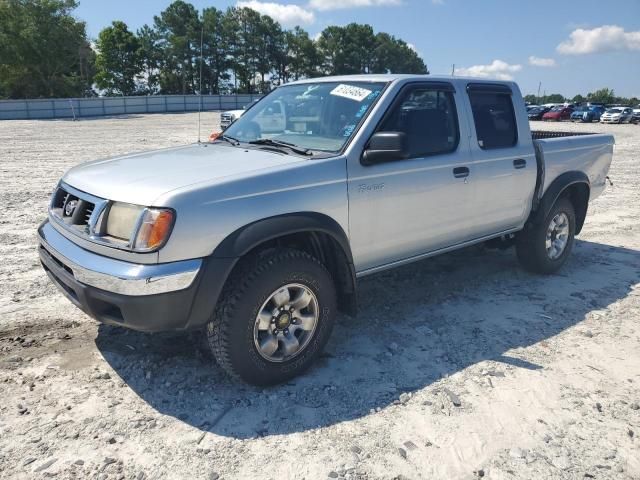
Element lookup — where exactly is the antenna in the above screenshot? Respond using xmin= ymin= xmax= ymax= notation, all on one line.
xmin=197 ymin=14 xmax=204 ymax=143
xmin=537 ymin=81 xmax=542 ymax=105
xmin=451 ymin=64 xmax=455 ymax=76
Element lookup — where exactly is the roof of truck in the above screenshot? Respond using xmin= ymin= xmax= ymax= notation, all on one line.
xmin=287 ymin=74 xmax=515 ymax=85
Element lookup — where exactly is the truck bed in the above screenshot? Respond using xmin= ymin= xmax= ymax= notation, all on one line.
xmin=532 ymin=132 xmax=614 ymax=202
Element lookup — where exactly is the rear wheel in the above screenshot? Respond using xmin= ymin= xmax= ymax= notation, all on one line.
xmin=206 ymin=248 xmax=336 ymax=386
xmin=516 ymin=197 xmax=576 ymax=274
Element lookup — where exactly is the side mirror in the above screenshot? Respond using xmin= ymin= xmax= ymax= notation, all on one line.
xmin=361 ymin=131 xmax=409 ymax=165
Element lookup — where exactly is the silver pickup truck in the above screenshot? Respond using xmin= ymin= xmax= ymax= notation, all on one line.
xmin=38 ymin=74 xmax=614 ymax=385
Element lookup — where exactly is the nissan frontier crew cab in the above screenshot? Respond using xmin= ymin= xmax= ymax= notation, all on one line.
xmin=38 ymin=74 xmax=614 ymax=386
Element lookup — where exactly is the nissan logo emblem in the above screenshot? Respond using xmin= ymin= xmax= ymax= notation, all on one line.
xmin=64 ymin=199 xmax=78 ymax=217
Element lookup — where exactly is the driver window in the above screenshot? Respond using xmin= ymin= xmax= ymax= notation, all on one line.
xmin=378 ymin=86 xmax=459 ymax=158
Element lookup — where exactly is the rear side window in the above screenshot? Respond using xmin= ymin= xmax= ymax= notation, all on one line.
xmin=468 ymin=91 xmax=518 ymax=149
xmin=377 ymin=86 xmax=459 ymax=158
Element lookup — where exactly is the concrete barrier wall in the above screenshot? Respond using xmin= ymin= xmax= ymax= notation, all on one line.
xmin=0 ymin=94 xmax=263 ymax=120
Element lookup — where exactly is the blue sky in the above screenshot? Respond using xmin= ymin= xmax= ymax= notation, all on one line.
xmin=76 ymin=0 xmax=640 ymax=97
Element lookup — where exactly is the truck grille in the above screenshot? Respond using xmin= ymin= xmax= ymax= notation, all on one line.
xmin=50 ymin=186 xmax=97 ymax=233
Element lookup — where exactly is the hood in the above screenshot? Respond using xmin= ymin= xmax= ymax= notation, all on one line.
xmin=62 ymin=143 xmax=305 ymax=205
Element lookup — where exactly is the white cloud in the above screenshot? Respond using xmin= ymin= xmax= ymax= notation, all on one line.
xmin=236 ymin=1 xmax=315 ymax=25
xmin=309 ymin=0 xmax=401 ymax=11
xmin=455 ymin=60 xmax=522 ymax=81
xmin=557 ymin=25 xmax=640 ymax=55
xmin=528 ymin=56 xmax=556 ymax=67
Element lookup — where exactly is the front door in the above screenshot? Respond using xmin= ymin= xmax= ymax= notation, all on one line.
xmin=347 ymin=82 xmax=476 ymax=273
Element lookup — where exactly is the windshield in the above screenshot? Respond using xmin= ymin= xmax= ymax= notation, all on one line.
xmin=606 ymin=108 xmax=623 ymax=113
xmin=550 ymin=106 xmax=564 ymax=111
xmin=223 ymin=81 xmax=387 ymax=153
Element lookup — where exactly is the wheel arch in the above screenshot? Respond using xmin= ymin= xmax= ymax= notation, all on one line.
xmin=532 ymin=171 xmax=590 ymax=234
xmin=212 ymin=212 xmax=357 ymax=316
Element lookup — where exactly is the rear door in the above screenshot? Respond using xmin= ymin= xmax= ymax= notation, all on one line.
xmin=347 ymin=81 xmax=476 ymax=273
xmin=463 ymin=83 xmax=537 ymax=237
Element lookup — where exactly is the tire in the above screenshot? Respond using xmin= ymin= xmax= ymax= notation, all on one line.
xmin=206 ymin=248 xmax=337 ymax=386
xmin=516 ymin=197 xmax=576 ymax=274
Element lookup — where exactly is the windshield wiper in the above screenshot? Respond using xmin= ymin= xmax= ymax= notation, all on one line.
xmin=216 ymin=134 xmax=241 ymax=146
xmin=248 ymin=138 xmax=312 ymax=156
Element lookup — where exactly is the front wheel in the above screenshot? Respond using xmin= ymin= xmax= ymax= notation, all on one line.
xmin=206 ymin=248 xmax=337 ymax=386
xmin=516 ymin=197 xmax=576 ymax=274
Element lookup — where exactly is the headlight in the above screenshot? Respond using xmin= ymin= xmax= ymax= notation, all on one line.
xmin=106 ymin=203 xmax=142 ymax=240
xmin=104 ymin=202 xmax=175 ymax=252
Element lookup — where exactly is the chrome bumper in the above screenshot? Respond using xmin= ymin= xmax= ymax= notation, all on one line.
xmin=38 ymin=220 xmax=202 ymax=296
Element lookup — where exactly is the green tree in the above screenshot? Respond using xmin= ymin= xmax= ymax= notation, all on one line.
xmin=540 ymin=93 xmax=565 ymax=104
xmin=137 ymin=24 xmax=161 ymax=93
xmin=202 ymin=7 xmax=230 ymax=94
xmin=0 ymin=0 xmax=93 ymax=98
xmin=523 ymin=94 xmax=538 ymax=104
xmin=587 ymin=88 xmax=615 ymax=105
xmin=317 ymin=24 xmax=427 ymax=76
xmin=154 ymin=0 xmax=201 ymax=94
xmin=317 ymin=24 xmax=377 ymax=75
xmin=254 ymin=14 xmax=283 ymax=92
xmin=224 ymin=7 xmax=263 ymax=93
xmin=572 ymin=94 xmax=585 ymax=104
xmin=94 ymin=21 xmax=143 ymax=95
xmin=279 ymin=26 xmax=319 ymax=82
xmin=372 ymin=32 xmax=427 ymax=74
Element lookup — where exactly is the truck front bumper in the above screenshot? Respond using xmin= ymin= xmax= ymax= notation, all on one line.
xmin=37 ymin=220 xmax=236 ymax=332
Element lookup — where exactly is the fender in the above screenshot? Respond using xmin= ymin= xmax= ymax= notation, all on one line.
xmin=216 ymin=212 xmax=358 ymax=315
xmin=529 ymin=171 xmax=590 ymax=233
xmin=185 ymin=213 xmax=357 ymax=329
xmin=212 ymin=212 xmax=354 ymax=263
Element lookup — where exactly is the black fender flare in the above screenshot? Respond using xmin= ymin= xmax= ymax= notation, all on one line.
xmin=211 ymin=212 xmax=353 ymax=262
xmin=530 ymin=171 xmax=590 ymax=234
xmin=185 ymin=213 xmax=357 ymax=329
xmin=218 ymin=212 xmax=357 ymax=314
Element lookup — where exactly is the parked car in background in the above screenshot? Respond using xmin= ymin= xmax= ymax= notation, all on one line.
xmin=543 ymin=105 xmax=573 ymax=121
xmin=526 ymin=105 xmax=540 ymax=112
xmin=600 ymin=107 xmax=634 ymax=124
xmin=570 ymin=106 xmax=589 ymax=121
xmin=219 ymin=99 xmax=261 ymax=130
xmin=630 ymin=108 xmax=640 ymax=124
xmin=528 ymin=106 xmax=550 ymax=120
xmin=571 ymin=105 xmax=605 ymax=123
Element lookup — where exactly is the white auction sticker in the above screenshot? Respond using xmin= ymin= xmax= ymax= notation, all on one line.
xmin=330 ymin=84 xmax=372 ymax=102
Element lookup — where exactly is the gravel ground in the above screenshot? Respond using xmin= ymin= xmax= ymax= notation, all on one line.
xmin=0 ymin=114 xmax=639 ymax=480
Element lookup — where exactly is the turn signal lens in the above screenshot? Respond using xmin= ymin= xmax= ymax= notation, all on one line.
xmin=133 ymin=208 xmax=175 ymax=251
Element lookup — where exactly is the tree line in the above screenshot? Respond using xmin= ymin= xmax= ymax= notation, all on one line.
xmin=0 ymin=0 xmax=428 ymax=99
xmin=524 ymin=88 xmax=639 ymax=107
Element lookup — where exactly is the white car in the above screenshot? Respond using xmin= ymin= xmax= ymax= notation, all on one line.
xmin=219 ymin=99 xmax=288 ymax=133
xmin=600 ymin=107 xmax=634 ymax=124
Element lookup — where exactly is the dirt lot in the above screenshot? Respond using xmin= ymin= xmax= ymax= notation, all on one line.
xmin=0 ymin=114 xmax=639 ymax=480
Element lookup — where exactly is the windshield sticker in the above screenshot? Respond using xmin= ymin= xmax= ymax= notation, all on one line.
xmin=366 ymin=90 xmax=381 ymax=101
xmin=330 ymin=84 xmax=372 ymax=102
xmin=355 ymin=104 xmax=369 ymax=118
xmin=343 ymin=124 xmax=356 ymax=137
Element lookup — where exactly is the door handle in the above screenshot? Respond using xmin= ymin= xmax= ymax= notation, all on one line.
xmin=513 ymin=158 xmax=527 ymax=169
xmin=453 ymin=166 xmax=470 ymax=178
